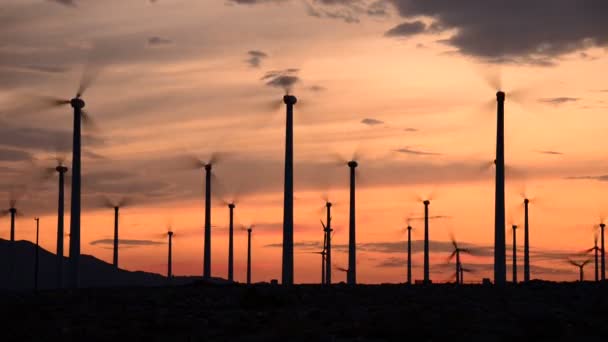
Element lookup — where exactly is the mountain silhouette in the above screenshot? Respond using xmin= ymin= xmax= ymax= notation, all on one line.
xmin=0 ymin=239 xmax=225 ymax=290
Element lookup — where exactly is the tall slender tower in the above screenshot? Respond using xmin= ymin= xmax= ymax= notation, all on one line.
xmin=282 ymin=95 xmax=297 ymax=286
xmin=247 ymin=227 xmax=252 ymax=285
xmin=494 ymin=91 xmax=507 ymax=286
xmin=203 ymin=164 xmax=212 ymax=280
xmin=113 ymin=206 xmax=119 ymax=269
xmin=407 ymin=225 xmax=412 ymax=285
xmin=167 ymin=230 xmax=173 ymax=280
xmin=228 ymin=203 xmax=235 ymax=282
xmin=423 ymin=200 xmax=430 ymax=284
xmin=601 ymin=223 xmax=606 ymax=281
xmin=68 ymin=96 xmax=84 ymax=289
xmin=56 ymin=165 xmax=68 ymax=288
xmin=347 ymin=160 xmax=358 ymax=285
xmin=523 ymin=198 xmax=530 ymax=282
xmin=34 ymin=217 xmax=40 ymax=291
xmin=594 ymin=236 xmax=599 ymax=282
xmin=512 ymin=225 xmax=518 ymax=284
xmin=325 ymin=202 xmax=332 ymax=285
xmin=9 ymin=207 xmax=16 ymax=241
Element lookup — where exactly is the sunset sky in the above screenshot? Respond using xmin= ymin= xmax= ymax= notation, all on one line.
xmin=1 ymin=0 xmax=608 ymax=284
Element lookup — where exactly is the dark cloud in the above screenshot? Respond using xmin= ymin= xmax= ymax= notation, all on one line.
xmin=246 ymin=50 xmax=268 ymax=68
xmin=538 ymin=97 xmax=580 ymax=105
xmin=47 ymin=0 xmax=77 ymax=7
xmin=394 ymin=147 xmax=441 ymax=156
xmin=0 ymin=148 xmax=32 ymax=162
xmin=261 ymin=69 xmax=300 ymax=93
xmin=388 ymin=0 xmax=608 ymax=64
xmin=367 ymin=0 xmax=390 ymax=17
xmin=403 ymin=128 xmax=419 ymax=132
xmin=537 ymin=150 xmax=564 ymax=156
xmin=90 ymin=239 xmax=164 ymax=247
xmin=147 ymin=37 xmax=172 ymax=46
xmin=384 ymin=20 xmax=426 ymax=37
xmin=361 ymin=118 xmax=384 ymax=126
xmin=0 ymin=123 xmax=103 ymax=153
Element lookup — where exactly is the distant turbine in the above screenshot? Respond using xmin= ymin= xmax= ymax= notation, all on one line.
xmin=407 ymin=224 xmax=412 ymax=285
xmin=167 ymin=229 xmax=173 ymax=281
xmin=448 ymin=236 xmax=471 ymax=285
xmin=102 ymin=197 xmax=131 ymax=269
xmin=585 ymin=234 xmax=600 ymax=282
xmin=512 ymin=225 xmax=518 ymax=284
xmin=247 ymin=226 xmax=253 ymax=285
xmin=321 ymin=200 xmax=333 ymax=285
xmin=282 ymin=94 xmax=297 ymax=286
xmin=600 ymin=223 xmax=606 ymax=281
xmin=55 ymin=163 xmax=68 ymax=288
xmin=494 ymin=91 xmax=507 ymax=286
xmin=34 ymin=217 xmax=40 ymax=292
xmin=227 ymin=202 xmax=236 ymax=282
xmin=423 ymin=200 xmax=430 ymax=284
xmin=569 ymin=259 xmax=591 ymax=282
xmin=347 ymin=160 xmax=358 ymax=285
xmin=523 ymin=198 xmax=530 ymax=282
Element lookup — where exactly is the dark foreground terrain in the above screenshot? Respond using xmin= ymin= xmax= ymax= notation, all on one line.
xmin=1 ymin=282 xmax=608 ymax=341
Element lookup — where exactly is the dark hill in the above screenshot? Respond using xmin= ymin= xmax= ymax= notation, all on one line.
xmin=0 ymin=239 xmax=209 ymax=290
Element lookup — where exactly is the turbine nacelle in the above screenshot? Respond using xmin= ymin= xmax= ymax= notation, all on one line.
xmin=423 ymin=200 xmax=430 ymax=206
xmin=9 ymin=208 xmax=16 ymax=214
xmin=524 ymin=198 xmax=529 ymax=205
xmin=325 ymin=201 xmax=332 ymax=208
xmin=283 ymin=95 xmax=297 ymax=105
xmin=70 ymin=97 xmax=85 ymax=109
xmin=496 ymin=91 xmax=505 ymax=102
xmin=228 ymin=203 xmax=236 ymax=209
xmin=168 ymin=231 xmax=173 ymax=237
xmin=56 ymin=165 xmax=69 ymax=173
xmin=347 ymin=160 xmax=358 ymax=168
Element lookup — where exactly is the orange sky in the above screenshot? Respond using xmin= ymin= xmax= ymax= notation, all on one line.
xmin=1 ymin=0 xmax=608 ymax=284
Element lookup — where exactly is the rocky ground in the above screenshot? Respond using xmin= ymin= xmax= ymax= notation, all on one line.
xmin=1 ymin=281 xmax=608 ymax=341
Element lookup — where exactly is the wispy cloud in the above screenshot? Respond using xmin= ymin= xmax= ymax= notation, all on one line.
xmin=261 ymin=69 xmax=300 ymax=92
xmin=566 ymin=175 xmax=608 ymax=182
xmin=361 ymin=118 xmax=384 ymax=126
xmin=394 ymin=147 xmax=441 ymax=156
xmin=538 ymin=97 xmax=580 ymax=105
xmin=537 ymin=150 xmax=564 ymax=155
xmin=90 ymin=239 xmax=165 ymax=247
xmin=147 ymin=36 xmax=173 ymax=46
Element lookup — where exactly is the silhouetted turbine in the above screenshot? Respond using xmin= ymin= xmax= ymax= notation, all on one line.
xmin=448 ymin=236 xmax=471 ymax=285
xmin=347 ymin=160 xmax=358 ymax=285
xmin=55 ymin=163 xmax=68 ymax=288
xmin=247 ymin=226 xmax=253 ymax=285
xmin=494 ymin=91 xmax=507 ymax=286
xmin=228 ymin=202 xmax=236 ymax=282
xmin=407 ymin=224 xmax=412 ymax=285
xmin=167 ymin=230 xmax=173 ymax=281
xmin=102 ymin=198 xmax=131 ymax=269
xmin=423 ymin=200 xmax=430 ymax=284
xmin=34 ymin=217 xmax=40 ymax=292
xmin=512 ymin=225 xmax=518 ymax=284
xmin=322 ymin=201 xmax=333 ymax=285
xmin=569 ymin=259 xmax=591 ymax=282
xmin=523 ymin=198 xmax=530 ymax=282
xmin=282 ymin=94 xmax=297 ymax=286
xmin=601 ymin=223 xmax=606 ymax=281
xmin=585 ymin=234 xmax=600 ymax=282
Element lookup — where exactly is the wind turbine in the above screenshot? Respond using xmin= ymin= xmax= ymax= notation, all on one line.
xmin=585 ymin=234 xmax=600 ymax=282
xmin=32 ymin=65 xmax=101 ymax=289
xmin=422 ymin=199 xmax=431 ymax=284
xmin=102 ymin=197 xmax=132 ymax=269
xmin=448 ymin=235 xmax=471 ymax=285
xmin=185 ymin=153 xmax=222 ymax=280
xmin=599 ymin=223 xmax=606 ymax=281
xmin=167 ymin=228 xmax=173 ymax=282
xmin=246 ymin=225 xmax=253 ymax=285
xmin=54 ymin=159 xmax=68 ymax=288
xmin=523 ymin=198 xmax=531 ymax=282
xmin=282 ymin=94 xmax=297 ymax=286
xmin=227 ymin=201 xmax=236 ymax=282
xmin=568 ymin=259 xmax=591 ymax=282
xmin=34 ymin=217 xmax=40 ymax=292
xmin=511 ymin=224 xmax=518 ymax=284
xmin=2 ymin=199 xmax=20 ymax=242
xmin=406 ymin=224 xmax=413 ymax=285
xmin=494 ymin=90 xmax=507 ymax=286
xmin=321 ymin=199 xmax=333 ymax=285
